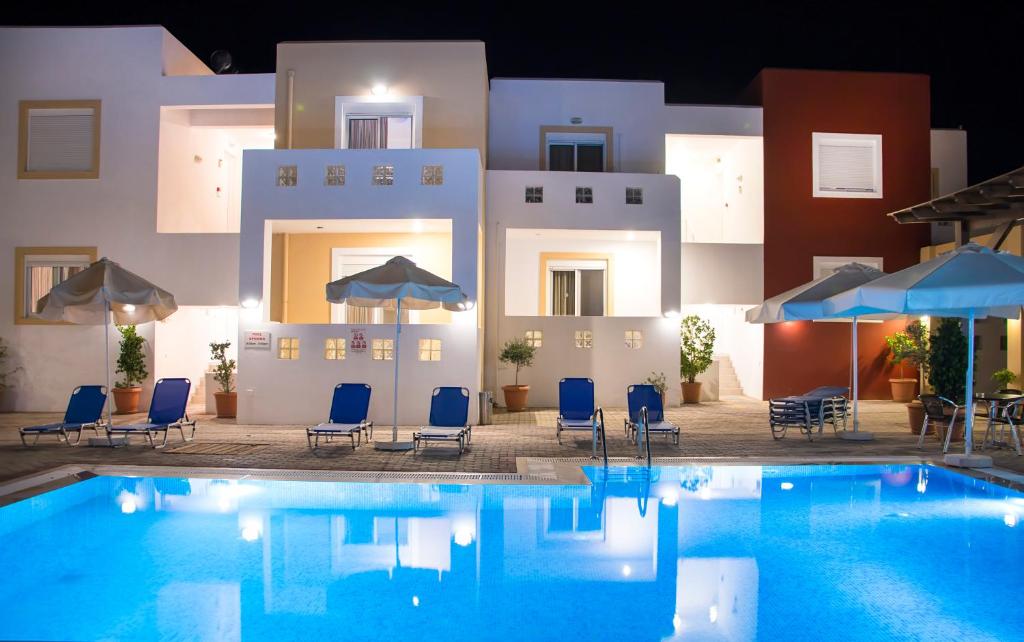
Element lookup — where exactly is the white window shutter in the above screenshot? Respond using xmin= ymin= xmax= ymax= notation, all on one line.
xmin=26 ymin=109 xmax=96 ymax=172
xmin=812 ymin=133 xmax=882 ymax=198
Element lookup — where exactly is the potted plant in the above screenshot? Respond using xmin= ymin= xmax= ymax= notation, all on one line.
xmin=885 ymin=320 xmax=928 ymax=402
xmin=993 ymin=368 xmax=1018 ymax=392
xmin=643 ymin=371 xmax=668 ymax=408
xmin=499 ymin=337 xmax=536 ymax=412
xmin=112 ymin=325 xmax=147 ymax=414
xmin=210 ymin=341 xmax=237 ymax=418
xmin=907 ymin=318 xmax=968 ymax=439
xmin=680 ymin=315 xmax=715 ymax=403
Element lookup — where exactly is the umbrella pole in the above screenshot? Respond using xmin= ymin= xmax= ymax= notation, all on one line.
xmin=839 ymin=316 xmax=873 ymax=440
xmin=375 ymin=296 xmax=414 ymax=451
xmin=945 ymin=310 xmax=991 ymax=467
xmin=105 ymin=296 xmax=113 ymax=429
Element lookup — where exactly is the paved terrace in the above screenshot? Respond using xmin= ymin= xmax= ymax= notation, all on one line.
xmin=2 ymin=399 xmax=1023 ymax=483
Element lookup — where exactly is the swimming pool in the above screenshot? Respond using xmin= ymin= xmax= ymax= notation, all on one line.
xmin=0 ymin=464 xmax=1021 ymax=641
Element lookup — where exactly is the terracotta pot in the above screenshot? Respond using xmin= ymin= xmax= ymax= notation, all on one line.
xmin=906 ymin=401 xmax=929 ymax=434
xmin=112 ymin=387 xmax=142 ymax=414
xmin=889 ymin=378 xmax=918 ymax=403
xmin=681 ymin=382 xmax=702 ymax=404
xmin=214 ymin=391 xmax=237 ymax=418
xmin=502 ymin=385 xmax=530 ymax=412
xmin=908 ymin=401 xmax=966 ymax=442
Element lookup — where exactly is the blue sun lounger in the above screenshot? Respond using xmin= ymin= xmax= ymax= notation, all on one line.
xmin=19 ymin=385 xmax=107 ymax=446
xmin=626 ymin=384 xmax=680 ymax=446
xmin=556 ymin=378 xmax=597 ymax=444
xmin=307 ymin=383 xmax=373 ymax=450
xmin=413 ymin=387 xmax=472 ymax=453
xmin=106 ymin=378 xmax=196 ymax=448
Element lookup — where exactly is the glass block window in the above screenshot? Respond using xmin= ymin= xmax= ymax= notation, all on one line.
xmin=372 ymin=165 xmax=394 ymax=186
xmin=276 ymin=165 xmax=297 ymax=187
xmin=574 ymin=330 xmax=593 ymax=348
xmin=525 ymin=186 xmax=543 ymax=203
xmin=524 ymin=330 xmax=543 ymax=348
xmin=372 ymin=338 xmax=394 ymax=360
xmin=625 ymin=330 xmax=643 ymax=349
xmin=324 ymin=337 xmax=346 ymax=360
xmin=626 ymin=187 xmax=643 ymax=205
xmin=421 ymin=165 xmax=443 ymax=185
xmin=278 ymin=337 xmax=300 ymax=359
xmin=325 ymin=165 xmax=345 ymax=186
xmin=575 ymin=187 xmax=593 ymax=204
xmin=418 ymin=338 xmax=442 ymax=361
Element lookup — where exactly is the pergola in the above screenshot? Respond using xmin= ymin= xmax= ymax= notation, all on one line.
xmin=888 ymin=165 xmax=1024 ymax=249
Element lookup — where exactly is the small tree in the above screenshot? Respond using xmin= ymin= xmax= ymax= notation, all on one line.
xmin=499 ymin=338 xmax=536 ymax=386
xmin=680 ymin=315 xmax=716 ymax=384
xmin=210 ymin=341 xmax=236 ymax=394
xmin=927 ymin=318 xmax=968 ymax=403
xmin=993 ymin=368 xmax=1018 ymax=391
xmin=885 ymin=320 xmax=929 ymax=379
xmin=115 ymin=325 xmax=148 ymax=389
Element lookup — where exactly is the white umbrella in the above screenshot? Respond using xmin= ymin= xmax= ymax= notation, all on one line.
xmin=824 ymin=243 xmax=1024 ymax=466
xmin=36 ymin=257 xmax=178 ymax=426
xmin=746 ymin=263 xmax=886 ymax=439
xmin=326 ymin=256 xmax=471 ymax=451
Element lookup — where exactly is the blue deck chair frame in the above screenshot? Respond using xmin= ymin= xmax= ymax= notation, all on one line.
xmin=19 ymin=385 xmax=107 ymax=446
xmin=307 ymin=383 xmax=373 ymax=450
xmin=106 ymin=378 xmax=196 ymax=448
xmin=625 ymin=384 xmax=680 ymax=446
xmin=413 ymin=387 xmax=472 ymax=453
xmin=768 ymin=386 xmax=849 ymax=441
xmin=556 ymin=378 xmax=597 ymax=444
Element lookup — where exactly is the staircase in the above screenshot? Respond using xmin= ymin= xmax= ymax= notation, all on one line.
xmin=191 ymin=376 xmax=206 ymax=407
xmin=716 ymin=355 xmax=746 ymax=398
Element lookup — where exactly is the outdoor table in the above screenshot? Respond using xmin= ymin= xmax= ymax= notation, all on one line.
xmin=974 ymin=392 xmax=1023 ymax=454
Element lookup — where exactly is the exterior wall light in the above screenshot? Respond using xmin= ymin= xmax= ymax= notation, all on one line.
xmin=663 ymin=310 xmax=680 ymax=319
xmin=371 ymin=83 xmax=389 ymax=96
xmin=456 ymin=300 xmax=475 ymax=312
xmin=241 ymin=298 xmax=260 ymax=309
xmin=122 ymin=304 xmax=136 ymax=313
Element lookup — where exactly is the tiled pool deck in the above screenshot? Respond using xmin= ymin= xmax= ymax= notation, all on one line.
xmin=2 ymin=398 xmax=1024 ymax=483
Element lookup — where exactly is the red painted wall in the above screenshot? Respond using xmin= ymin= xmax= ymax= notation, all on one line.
xmin=752 ymin=69 xmax=932 ymax=399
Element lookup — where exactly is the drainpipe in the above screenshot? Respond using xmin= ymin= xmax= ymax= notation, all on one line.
xmin=286 ymin=70 xmax=295 ymax=149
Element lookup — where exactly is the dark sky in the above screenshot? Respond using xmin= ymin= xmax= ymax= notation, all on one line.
xmin=8 ymin=1 xmax=1023 ymax=183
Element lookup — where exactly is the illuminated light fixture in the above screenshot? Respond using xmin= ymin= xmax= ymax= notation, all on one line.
xmin=780 ymin=482 xmax=794 ymax=491
xmin=122 ymin=304 xmax=136 ymax=313
xmin=411 ymin=219 xmax=424 ymax=233
xmin=626 ymin=231 xmax=636 ymax=241
xmin=371 ymin=83 xmax=389 ymax=96
xmin=621 ymin=564 xmax=632 ymax=577
xmin=456 ymin=300 xmax=476 ymax=312
xmin=663 ymin=310 xmax=680 ymax=319
xmin=241 ymin=298 xmax=260 ymax=309
xmin=1005 ymin=513 xmax=1019 ymax=528
xmin=411 ymin=595 xmax=420 ymax=607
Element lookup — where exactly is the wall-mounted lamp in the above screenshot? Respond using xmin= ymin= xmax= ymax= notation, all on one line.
xmin=456 ymin=300 xmax=476 ymax=312
xmin=122 ymin=304 xmax=136 ymax=313
xmin=663 ymin=310 xmax=680 ymax=319
xmin=371 ymin=83 xmax=389 ymax=97
xmin=241 ymin=298 xmax=260 ymax=309
xmin=570 ymin=116 xmax=583 ymax=124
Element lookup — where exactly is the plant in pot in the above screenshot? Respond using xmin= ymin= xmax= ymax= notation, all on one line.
xmin=907 ymin=318 xmax=969 ymax=439
xmin=499 ymin=337 xmax=536 ymax=412
xmin=992 ymin=368 xmax=1018 ymax=392
xmin=113 ymin=325 xmax=147 ymax=414
xmin=210 ymin=341 xmax=237 ymax=418
xmin=885 ymin=320 xmax=928 ymax=402
xmin=680 ymin=315 xmax=715 ymax=403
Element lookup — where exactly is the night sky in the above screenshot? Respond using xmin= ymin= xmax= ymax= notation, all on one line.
xmin=7 ymin=1 xmax=1023 ymax=183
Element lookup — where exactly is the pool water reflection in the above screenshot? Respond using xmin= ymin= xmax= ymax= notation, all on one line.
xmin=0 ymin=464 xmax=1021 ymax=641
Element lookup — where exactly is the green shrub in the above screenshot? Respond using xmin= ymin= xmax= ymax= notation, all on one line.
xmin=993 ymin=368 xmax=1018 ymax=391
xmin=210 ymin=341 xmax=236 ymax=393
xmin=115 ymin=325 xmax=148 ymax=388
xmin=499 ymin=338 xmax=536 ymax=386
xmin=680 ymin=315 xmax=715 ymax=383
xmin=885 ymin=320 xmax=929 ymax=378
xmin=926 ymin=318 xmax=968 ymax=403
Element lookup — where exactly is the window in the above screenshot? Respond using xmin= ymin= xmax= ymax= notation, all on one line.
xmin=324 ymin=338 xmax=346 ymax=360
xmin=575 ymin=187 xmax=593 ymax=204
xmin=334 ymin=96 xmax=423 ymax=149
xmin=278 ymin=337 xmax=300 ymax=360
xmin=277 ymin=165 xmax=297 ymax=187
xmin=574 ymin=330 xmax=593 ymax=349
xmin=525 ymin=186 xmax=544 ymax=204
xmin=525 ymin=330 xmax=543 ymax=348
xmin=14 ymin=247 xmax=96 ymax=324
xmin=372 ymin=338 xmax=394 ymax=360
xmin=812 ymin=133 xmax=882 ymax=198
xmin=625 ymin=330 xmax=643 ymax=349
xmin=543 ymin=128 xmax=610 ymax=172
xmin=347 ymin=116 xmax=413 ymax=149
xmin=626 ymin=187 xmax=643 ymax=205
xmin=372 ymin=165 xmax=394 ymax=186
xmin=18 ymin=100 xmax=101 ymax=179
xmin=547 ymin=259 xmax=608 ymax=317
xmin=325 ymin=165 xmax=345 ymax=186
xmin=418 ymin=338 xmax=442 ymax=361
xmin=421 ymin=165 xmax=443 ymax=185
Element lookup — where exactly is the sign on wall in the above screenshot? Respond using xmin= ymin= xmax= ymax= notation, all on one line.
xmin=243 ymin=331 xmax=272 ymax=349
xmin=350 ymin=328 xmax=367 ymax=353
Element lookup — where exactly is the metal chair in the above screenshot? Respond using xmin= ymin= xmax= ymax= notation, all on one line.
xmin=981 ymin=397 xmax=1023 ymax=456
xmin=917 ymin=394 xmax=960 ymax=453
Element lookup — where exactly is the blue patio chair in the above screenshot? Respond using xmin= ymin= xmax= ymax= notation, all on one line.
xmin=626 ymin=384 xmax=679 ymax=446
xmin=307 ymin=383 xmax=373 ymax=450
xmin=106 ymin=378 xmax=196 ymax=448
xmin=19 ymin=385 xmax=107 ymax=446
xmin=556 ymin=378 xmax=596 ymax=444
xmin=413 ymin=387 xmax=471 ymax=453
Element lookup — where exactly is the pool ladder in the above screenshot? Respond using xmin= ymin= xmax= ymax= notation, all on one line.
xmin=637 ymin=406 xmax=652 ymax=467
xmin=592 ymin=406 xmax=608 ymax=466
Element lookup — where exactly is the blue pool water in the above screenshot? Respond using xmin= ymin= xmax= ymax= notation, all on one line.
xmin=0 ymin=464 xmax=1022 ymax=641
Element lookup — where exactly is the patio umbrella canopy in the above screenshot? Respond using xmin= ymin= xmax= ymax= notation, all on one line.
xmin=35 ymin=257 xmax=178 ymax=427
xmin=326 ymin=256 xmax=470 ymax=451
xmin=824 ymin=243 xmax=1024 ymax=466
xmin=746 ymin=263 xmax=887 ymax=439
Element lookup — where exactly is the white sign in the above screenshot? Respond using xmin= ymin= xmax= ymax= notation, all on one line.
xmin=244 ymin=331 xmax=272 ymax=349
xmin=350 ymin=328 xmax=367 ymax=353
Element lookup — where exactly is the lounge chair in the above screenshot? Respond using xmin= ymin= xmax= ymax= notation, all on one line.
xmin=626 ymin=384 xmax=680 ymax=446
xmin=19 ymin=385 xmax=107 ymax=446
xmin=556 ymin=378 xmax=597 ymax=444
xmin=768 ymin=386 xmax=849 ymax=440
xmin=307 ymin=383 xmax=373 ymax=450
xmin=106 ymin=378 xmax=196 ymax=448
xmin=413 ymin=387 xmax=471 ymax=453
